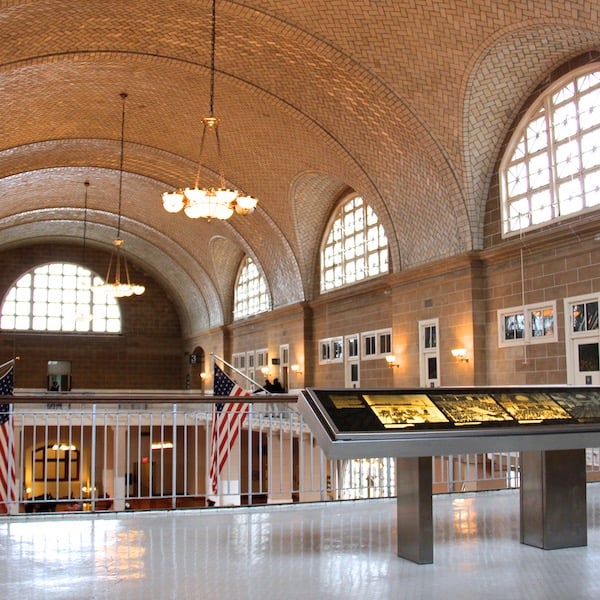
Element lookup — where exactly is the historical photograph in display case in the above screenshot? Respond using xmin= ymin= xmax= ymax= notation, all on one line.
xmin=429 ymin=393 xmax=514 ymax=426
xmin=547 ymin=390 xmax=600 ymax=423
xmin=494 ymin=392 xmax=572 ymax=423
xmin=362 ymin=394 xmax=449 ymax=428
xmin=302 ymin=387 xmax=600 ymax=438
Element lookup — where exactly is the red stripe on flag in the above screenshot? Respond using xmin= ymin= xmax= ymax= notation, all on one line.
xmin=209 ymin=364 xmax=251 ymax=496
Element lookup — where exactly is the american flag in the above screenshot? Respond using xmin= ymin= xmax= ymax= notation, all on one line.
xmin=0 ymin=366 xmax=16 ymax=515
xmin=209 ymin=364 xmax=250 ymax=495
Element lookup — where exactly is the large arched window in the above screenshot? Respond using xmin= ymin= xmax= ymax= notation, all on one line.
xmin=233 ymin=257 xmax=271 ymax=320
xmin=0 ymin=263 xmax=121 ymax=333
xmin=320 ymin=195 xmax=388 ymax=292
xmin=500 ymin=65 xmax=600 ymax=237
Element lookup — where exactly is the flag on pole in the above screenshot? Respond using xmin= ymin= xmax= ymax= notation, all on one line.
xmin=209 ymin=363 xmax=250 ymax=496
xmin=0 ymin=366 xmax=17 ymax=515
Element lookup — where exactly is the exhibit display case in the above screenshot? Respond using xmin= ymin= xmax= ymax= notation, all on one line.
xmin=298 ymin=387 xmax=600 ymax=458
xmin=298 ymin=386 xmax=600 ymax=562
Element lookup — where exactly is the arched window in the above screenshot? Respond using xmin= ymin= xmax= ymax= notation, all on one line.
xmin=0 ymin=263 xmax=121 ymax=333
xmin=320 ymin=195 xmax=388 ymax=292
xmin=500 ymin=65 xmax=600 ymax=237
xmin=233 ymin=257 xmax=271 ymax=320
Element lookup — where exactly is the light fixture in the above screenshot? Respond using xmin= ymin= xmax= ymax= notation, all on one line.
xmin=291 ymin=364 xmax=303 ymax=375
xmin=151 ymin=441 xmax=174 ymax=450
xmin=51 ymin=443 xmax=77 ymax=451
xmin=93 ymin=93 xmax=145 ymax=299
xmin=161 ymin=0 xmax=258 ymax=221
xmin=385 ymin=355 xmax=400 ymax=368
xmin=261 ymin=366 xmax=271 ymax=376
xmin=200 ymin=372 xmax=208 ymax=381
xmin=451 ymin=348 xmax=469 ymax=362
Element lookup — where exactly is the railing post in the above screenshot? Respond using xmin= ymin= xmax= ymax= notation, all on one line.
xmin=90 ymin=403 xmax=97 ymax=510
xmin=171 ymin=404 xmax=177 ymax=509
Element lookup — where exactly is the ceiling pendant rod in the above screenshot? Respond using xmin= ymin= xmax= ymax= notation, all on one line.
xmin=161 ymin=0 xmax=258 ymax=221
xmin=91 ymin=92 xmax=145 ymax=299
xmin=116 ymin=92 xmax=128 ymax=239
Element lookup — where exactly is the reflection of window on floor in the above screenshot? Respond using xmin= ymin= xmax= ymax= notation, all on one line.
xmin=341 ymin=457 xmax=395 ymax=499
xmin=34 ymin=444 xmax=80 ymax=481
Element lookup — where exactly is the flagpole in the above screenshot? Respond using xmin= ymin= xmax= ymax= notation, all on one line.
xmin=211 ymin=353 xmax=271 ymax=393
xmin=0 ymin=357 xmax=18 ymax=371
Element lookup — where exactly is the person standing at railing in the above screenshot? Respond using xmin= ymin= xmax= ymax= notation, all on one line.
xmin=271 ymin=378 xmax=284 ymax=393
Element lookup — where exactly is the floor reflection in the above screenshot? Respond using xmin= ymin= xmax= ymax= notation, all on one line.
xmin=1 ymin=485 xmax=600 ymax=599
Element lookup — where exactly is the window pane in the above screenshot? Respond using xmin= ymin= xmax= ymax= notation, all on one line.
xmin=501 ymin=66 xmax=600 ymax=236
xmin=552 ymin=102 xmax=578 ymax=141
xmin=0 ymin=262 xmax=121 ymax=334
xmin=320 ymin=196 xmax=388 ymax=292
xmin=233 ymin=257 xmax=271 ymax=320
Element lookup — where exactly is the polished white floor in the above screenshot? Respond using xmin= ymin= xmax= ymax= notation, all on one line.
xmin=2 ymin=485 xmax=600 ymax=599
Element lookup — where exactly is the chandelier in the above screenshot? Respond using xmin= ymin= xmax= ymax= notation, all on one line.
xmin=93 ymin=93 xmax=145 ymax=299
xmin=161 ymin=0 xmax=258 ymax=221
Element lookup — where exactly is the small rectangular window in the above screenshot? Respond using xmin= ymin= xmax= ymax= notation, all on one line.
xmin=498 ymin=301 xmax=557 ymax=347
xmin=346 ymin=335 xmax=359 ymax=358
xmin=363 ymin=333 xmax=377 ymax=357
xmin=256 ymin=349 xmax=268 ymax=368
xmin=361 ymin=328 xmax=393 ymax=360
xmin=318 ymin=337 xmax=343 ymax=364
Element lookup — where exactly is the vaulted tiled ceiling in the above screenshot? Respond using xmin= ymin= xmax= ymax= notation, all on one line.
xmin=1 ymin=1 xmax=598 ymax=336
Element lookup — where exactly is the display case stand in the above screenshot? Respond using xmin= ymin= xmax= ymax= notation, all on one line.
xmin=520 ymin=448 xmax=587 ymax=550
xmin=395 ymin=456 xmax=433 ymax=564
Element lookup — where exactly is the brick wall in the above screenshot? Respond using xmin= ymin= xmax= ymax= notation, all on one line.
xmin=0 ymin=243 xmax=185 ymax=390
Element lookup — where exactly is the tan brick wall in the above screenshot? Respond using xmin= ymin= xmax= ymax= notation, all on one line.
xmin=0 ymin=244 xmax=185 ymax=390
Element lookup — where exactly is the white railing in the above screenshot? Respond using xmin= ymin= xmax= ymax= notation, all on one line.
xmin=3 ymin=395 xmax=600 ymax=515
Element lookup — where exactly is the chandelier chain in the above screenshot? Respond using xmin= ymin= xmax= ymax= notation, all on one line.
xmin=117 ymin=92 xmax=127 ymax=238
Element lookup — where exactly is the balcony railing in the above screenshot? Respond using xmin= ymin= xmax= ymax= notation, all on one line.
xmin=3 ymin=392 xmax=600 ymax=515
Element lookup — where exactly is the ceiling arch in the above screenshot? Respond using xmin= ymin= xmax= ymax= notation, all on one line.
xmin=1 ymin=1 xmax=599 ymax=335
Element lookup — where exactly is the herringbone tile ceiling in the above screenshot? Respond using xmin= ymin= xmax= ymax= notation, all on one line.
xmin=1 ymin=1 xmax=599 ymax=335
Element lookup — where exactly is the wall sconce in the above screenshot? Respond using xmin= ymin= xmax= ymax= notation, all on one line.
xmin=385 ymin=355 xmax=400 ymax=368
xmin=291 ymin=364 xmax=303 ymax=375
xmin=261 ymin=366 xmax=271 ymax=376
xmin=199 ymin=372 xmax=207 ymax=381
xmin=451 ymin=348 xmax=469 ymax=362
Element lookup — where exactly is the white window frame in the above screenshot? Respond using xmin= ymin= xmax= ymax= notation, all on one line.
xmin=344 ymin=334 xmax=360 ymax=389
xmin=418 ymin=318 xmax=439 ymax=387
xmin=233 ymin=256 xmax=272 ymax=321
xmin=360 ymin=328 xmax=392 ymax=361
xmin=318 ymin=337 xmax=343 ymax=364
xmin=232 ymin=352 xmax=246 ymax=371
xmin=563 ymin=293 xmax=600 ymax=384
xmin=256 ymin=348 xmax=269 ymax=369
xmin=565 ymin=294 xmax=600 ymax=335
xmin=320 ymin=195 xmax=389 ymax=293
xmin=345 ymin=334 xmax=359 ymax=359
xmin=279 ymin=344 xmax=289 ymax=367
xmin=0 ymin=262 xmax=121 ymax=334
xmin=499 ymin=64 xmax=600 ymax=238
xmin=498 ymin=301 xmax=558 ymax=347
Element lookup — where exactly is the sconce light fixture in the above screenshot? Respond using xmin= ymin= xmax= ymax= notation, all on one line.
xmin=151 ymin=441 xmax=174 ymax=450
xmin=261 ymin=366 xmax=271 ymax=376
xmin=385 ymin=355 xmax=400 ymax=369
xmin=451 ymin=348 xmax=469 ymax=362
xmin=291 ymin=364 xmax=303 ymax=375
xmin=199 ymin=372 xmax=207 ymax=381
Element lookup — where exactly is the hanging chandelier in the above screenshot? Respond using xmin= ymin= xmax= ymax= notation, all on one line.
xmin=93 ymin=93 xmax=145 ymax=299
xmin=161 ymin=0 xmax=258 ymax=221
